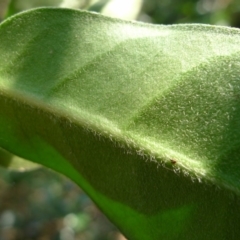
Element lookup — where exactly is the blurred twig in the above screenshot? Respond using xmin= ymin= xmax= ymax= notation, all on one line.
xmin=0 ymin=0 xmax=10 ymax=20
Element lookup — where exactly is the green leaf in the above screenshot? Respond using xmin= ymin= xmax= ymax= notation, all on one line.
xmin=1 ymin=7 xmax=240 ymax=239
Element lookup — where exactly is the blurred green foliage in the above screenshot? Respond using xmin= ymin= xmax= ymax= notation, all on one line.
xmin=141 ymin=0 xmax=240 ymax=27
xmin=1 ymin=0 xmax=240 ymax=27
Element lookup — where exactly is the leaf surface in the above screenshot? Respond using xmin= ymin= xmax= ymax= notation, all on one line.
xmin=1 ymin=8 xmax=240 ymax=239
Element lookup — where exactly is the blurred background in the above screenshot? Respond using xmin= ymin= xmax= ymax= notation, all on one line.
xmin=1 ymin=0 xmax=240 ymax=26
xmin=0 ymin=0 xmax=240 ymax=239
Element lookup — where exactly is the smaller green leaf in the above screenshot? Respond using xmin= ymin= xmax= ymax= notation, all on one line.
xmin=0 ymin=147 xmax=41 ymax=171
